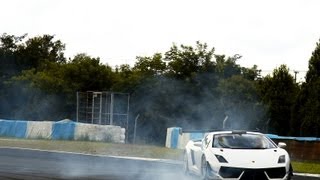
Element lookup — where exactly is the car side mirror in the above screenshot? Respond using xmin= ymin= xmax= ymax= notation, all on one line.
xmin=194 ymin=141 xmax=202 ymax=147
xmin=278 ymin=142 xmax=287 ymax=148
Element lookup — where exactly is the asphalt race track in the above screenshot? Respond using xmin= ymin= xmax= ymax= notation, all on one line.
xmin=0 ymin=147 xmax=187 ymax=180
xmin=0 ymin=147 xmax=318 ymax=180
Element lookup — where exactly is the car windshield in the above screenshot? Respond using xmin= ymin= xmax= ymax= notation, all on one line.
xmin=213 ymin=133 xmax=276 ymax=149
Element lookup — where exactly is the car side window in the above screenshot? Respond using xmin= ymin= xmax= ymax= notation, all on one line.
xmin=203 ymin=135 xmax=211 ymax=149
xmin=212 ymin=135 xmax=215 ymax=147
xmin=212 ymin=135 xmax=224 ymax=148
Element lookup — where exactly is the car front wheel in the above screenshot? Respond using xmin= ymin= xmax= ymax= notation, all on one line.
xmin=287 ymin=163 xmax=293 ymax=180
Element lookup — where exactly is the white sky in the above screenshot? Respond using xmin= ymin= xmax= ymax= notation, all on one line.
xmin=1 ymin=0 xmax=320 ymax=81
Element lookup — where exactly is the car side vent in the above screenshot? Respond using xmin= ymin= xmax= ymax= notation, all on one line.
xmin=219 ymin=167 xmax=243 ymax=178
xmin=265 ymin=167 xmax=286 ymax=179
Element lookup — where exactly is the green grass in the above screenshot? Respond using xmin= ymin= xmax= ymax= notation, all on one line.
xmin=1 ymin=138 xmax=320 ymax=174
xmin=292 ymin=161 xmax=320 ymax=174
xmin=0 ymin=137 xmax=183 ymax=160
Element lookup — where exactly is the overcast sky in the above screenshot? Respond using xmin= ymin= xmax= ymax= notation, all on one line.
xmin=1 ymin=0 xmax=320 ymax=81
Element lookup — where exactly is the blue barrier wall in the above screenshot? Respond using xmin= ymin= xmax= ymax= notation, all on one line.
xmin=51 ymin=121 xmax=76 ymax=140
xmin=170 ymin=128 xmax=180 ymax=149
xmin=190 ymin=132 xmax=205 ymax=140
xmin=0 ymin=120 xmax=27 ymax=138
xmin=266 ymin=134 xmax=320 ymax=142
xmin=166 ymin=127 xmax=320 ymax=149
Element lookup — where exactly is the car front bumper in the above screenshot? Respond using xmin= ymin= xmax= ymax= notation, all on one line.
xmin=207 ymin=166 xmax=291 ymax=180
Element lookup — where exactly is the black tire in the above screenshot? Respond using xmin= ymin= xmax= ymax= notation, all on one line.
xmin=183 ymin=152 xmax=190 ymax=175
xmin=201 ymin=157 xmax=209 ymax=180
xmin=288 ymin=163 xmax=293 ymax=180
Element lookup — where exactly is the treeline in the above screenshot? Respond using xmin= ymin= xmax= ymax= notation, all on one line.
xmin=0 ymin=33 xmax=319 ymax=144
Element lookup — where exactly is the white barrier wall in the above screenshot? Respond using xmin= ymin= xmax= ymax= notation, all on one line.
xmin=166 ymin=127 xmax=320 ymax=149
xmin=165 ymin=127 xmax=207 ymax=149
xmin=74 ymin=123 xmax=125 ymax=143
xmin=178 ymin=133 xmax=194 ymax=149
xmin=165 ymin=128 xmax=172 ymax=148
xmin=165 ymin=127 xmax=180 ymax=148
xmin=0 ymin=119 xmax=126 ymax=143
xmin=26 ymin=121 xmax=53 ymax=139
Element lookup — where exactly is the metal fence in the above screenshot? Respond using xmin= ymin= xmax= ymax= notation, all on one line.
xmin=76 ymin=91 xmax=130 ymax=129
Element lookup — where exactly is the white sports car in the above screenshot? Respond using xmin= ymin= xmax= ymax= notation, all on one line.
xmin=184 ymin=130 xmax=293 ymax=180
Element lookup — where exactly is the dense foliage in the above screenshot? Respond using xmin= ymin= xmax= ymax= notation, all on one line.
xmin=1 ymin=33 xmax=319 ymax=144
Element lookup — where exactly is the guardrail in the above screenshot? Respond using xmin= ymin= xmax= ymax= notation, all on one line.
xmin=0 ymin=119 xmax=125 ymax=143
xmin=166 ymin=127 xmax=320 ymax=161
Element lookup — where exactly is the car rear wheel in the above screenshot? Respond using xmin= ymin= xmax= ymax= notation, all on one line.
xmin=183 ymin=152 xmax=190 ymax=175
xmin=201 ymin=157 xmax=209 ymax=180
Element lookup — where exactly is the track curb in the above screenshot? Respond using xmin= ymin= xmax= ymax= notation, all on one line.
xmin=294 ymin=173 xmax=320 ymax=178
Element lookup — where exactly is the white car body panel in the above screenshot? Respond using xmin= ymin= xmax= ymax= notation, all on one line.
xmin=212 ymin=148 xmax=287 ymax=168
xmin=184 ymin=131 xmax=292 ymax=180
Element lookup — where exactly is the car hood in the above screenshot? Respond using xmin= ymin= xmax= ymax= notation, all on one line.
xmin=211 ymin=148 xmax=288 ymax=169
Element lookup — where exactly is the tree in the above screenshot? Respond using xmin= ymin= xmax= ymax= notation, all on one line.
xmin=306 ymin=40 xmax=320 ymax=83
xmin=0 ymin=33 xmax=26 ymax=78
xmin=64 ymin=54 xmax=114 ymax=92
xmin=293 ymin=40 xmax=320 ymax=136
xmin=1 ymin=35 xmax=272 ymax=144
xmin=17 ymin=34 xmax=66 ymax=70
xmin=215 ymin=54 xmax=242 ymax=79
xmin=112 ymin=64 xmax=139 ymax=93
xmin=6 ymin=53 xmax=115 ymax=120
xmin=134 ymin=53 xmax=166 ymax=76
xmin=0 ymin=33 xmax=65 ymax=80
xmin=129 ymin=42 xmax=263 ymax=144
xmin=216 ymin=75 xmax=261 ymax=130
xmin=242 ymin=65 xmax=261 ymax=81
xmin=257 ymin=65 xmax=298 ymax=135
xmin=165 ymin=41 xmax=215 ymax=80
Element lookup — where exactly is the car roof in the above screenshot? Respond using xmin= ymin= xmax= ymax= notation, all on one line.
xmin=208 ymin=130 xmax=263 ymax=136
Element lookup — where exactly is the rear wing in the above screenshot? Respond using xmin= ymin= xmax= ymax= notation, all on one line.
xmin=181 ymin=128 xmax=261 ymax=135
xmin=181 ymin=129 xmax=224 ymax=134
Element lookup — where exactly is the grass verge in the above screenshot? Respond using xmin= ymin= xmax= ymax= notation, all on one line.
xmin=0 ymin=137 xmax=183 ymax=160
xmin=292 ymin=161 xmax=320 ymax=174
xmin=1 ymin=137 xmax=320 ymax=174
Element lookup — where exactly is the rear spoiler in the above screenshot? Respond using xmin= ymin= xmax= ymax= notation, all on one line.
xmin=181 ymin=129 xmax=224 ymax=134
xmin=181 ymin=128 xmax=261 ymax=134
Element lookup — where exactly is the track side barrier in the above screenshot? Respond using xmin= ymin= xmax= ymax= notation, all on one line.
xmin=165 ymin=127 xmax=181 ymax=149
xmin=0 ymin=119 xmax=27 ymax=138
xmin=51 ymin=120 xmax=76 ymax=140
xmin=75 ymin=123 xmax=125 ymax=143
xmin=166 ymin=127 xmax=320 ymax=161
xmin=26 ymin=121 xmax=53 ymax=139
xmin=0 ymin=119 xmax=125 ymax=143
xmin=166 ymin=127 xmax=206 ymax=149
xmin=166 ymin=127 xmax=320 ymax=149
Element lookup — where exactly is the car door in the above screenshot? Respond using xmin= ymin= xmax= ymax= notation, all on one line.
xmin=192 ymin=135 xmax=211 ymax=175
xmin=188 ymin=140 xmax=202 ymax=174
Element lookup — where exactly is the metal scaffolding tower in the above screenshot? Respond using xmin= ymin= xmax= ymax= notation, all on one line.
xmin=76 ymin=91 xmax=130 ymax=129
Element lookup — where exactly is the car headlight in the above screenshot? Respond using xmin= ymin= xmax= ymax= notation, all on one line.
xmin=215 ymin=154 xmax=228 ymax=163
xmin=278 ymin=155 xmax=286 ymax=163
